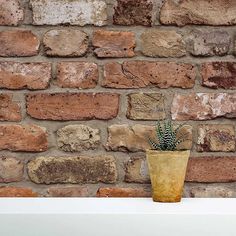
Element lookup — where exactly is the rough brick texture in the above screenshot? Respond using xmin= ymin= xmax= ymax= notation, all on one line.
xmin=0 ymin=187 xmax=38 ymax=197
xmin=0 ymin=125 xmax=47 ymax=152
xmin=186 ymin=157 xmax=236 ymax=183
xmin=26 ymin=93 xmax=119 ymax=120
xmin=160 ymin=0 xmax=236 ymax=26
xmin=172 ymin=93 xmax=236 ymax=120
xmin=57 ymin=125 xmax=100 ymax=152
xmin=96 ymin=187 xmax=151 ymax=197
xmin=197 ymin=125 xmax=235 ymax=152
xmin=92 ymin=30 xmax=135 ymax=58
xmin=30 ymin=0 xmax=107 ymax=26
xmin=43 ymin=29 xmax=89 ymax=57
xmin=0 ymin=0 xmax=24 ymax=26
xmin=127 ymin=93 xmax=166 ymax=120
xmin=56 ymin=62 xmax=98 ymax=89
xmin=187 ymin=30 xmax=231 ymax=57
xmin=113 ymin=0 xmax=153 ymax=26
xmin=103 ymin=61 xmax=196 ymax=88
xmin=201 ymin=62 xmax=236 ymax=89
xmin=28 ymin=156 xmax=117 ymax=184
xmin=47 ymin=187 xmax=89 ymax=197
xmin=2 ymin=0 xmax=236 ymax=198
xmin=0 ymin=94 xmax=21 ymax=121
xmin=106 ymin=124 xmax=192 ymax=152
xmin=0 ymin=30 xmax=39 ymax=57
xmin=125 ymin=156 xmax=150 ymax=183
xmin=0 ymin=157 xmax=24 ymax=183
xmin=0 ymin=62 xmax=51 ymax=90
xmin=141 ymin=30 xmax=186 ymax=57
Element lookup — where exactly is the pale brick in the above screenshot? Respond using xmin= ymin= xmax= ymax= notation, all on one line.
xmin=43 ymin=29 xmax=88 ymax=57
xmin=141 ymin=30 xmax=186 ymax=57
xmin=57 ymin=62 xmax=98 ymax=89
xmin=171 ymin=93 xmax=236 ymax=120
xmin=30 ymin=0 xmax=107 ymax=26
xmin=57 ymin=125 xmax=100 ymax=152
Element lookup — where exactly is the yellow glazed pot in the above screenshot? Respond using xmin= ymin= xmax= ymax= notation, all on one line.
xmin=146 ymin=150 xmax=190 ymax=203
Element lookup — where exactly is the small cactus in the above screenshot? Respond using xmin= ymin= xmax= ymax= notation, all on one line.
xmin=148 ymin=119 xmax=188 ymax=151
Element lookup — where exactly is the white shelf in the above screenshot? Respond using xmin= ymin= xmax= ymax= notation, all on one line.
xmin=0 ymin=198 xmax=235 ymax=236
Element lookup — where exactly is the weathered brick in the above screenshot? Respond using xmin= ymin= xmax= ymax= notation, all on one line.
xmin=57 ymin=125 xmax=100 ymax=152
xmin=187 ymin=185 xmax=235 ymax=198
xmin=92 ymin=30 xmax=135 ymax=58
xmin=127 ymin=93 xmax=166 ymax=120
xmin=0 ymin=186 xmax=38 ymax=197
xmin=0 ymin=0 xmax=24 ymax=25
xmin=141 ymin=30 xmax=186 ymax=57
xmin=0 ymin=62 xmax=51 ymax=90
xmin=187 ymin=30 xmax=231 ymax=56
xmin=47 ymin=186 xmax=89 ymax=197
xmin=113 ymin=0 xmax=153 ymax=26
xmin=201 ymin=62 xmax=236 ymax=89
xmin=57 ymin=62 xmax=98 ymax=89
xmin=0 ymin=157 xmax=24 ymax=183
xmin=0 ymin=124 xmax=47 ymax=152
xmin=96 ymin=187 xmax=151 ymax=197
xmin=30 ymin=0 xmax=107 ymax=26
xmin=26 ymin=93 xmax=119 ymax=120
xmin=28 ymin=156 xmax=117 ymax=184
xmin=0 ymin=30 xmax=39 ymax=57
xmin=197 ymin=125 xmax=235 ymax=152
xmin=125 ymin=156 xmax=150 ymax=183
xmin=160 ymin=0 xmax=236 ymax=26
xmin=172 ymin=93 xmax=236 ymax=120
xmin=106 ymin=124 xmax=192 ymax=152
xmin=0 ymin=94 xmax=21 ymax=121
xmin=186 ymin=157 xmax=236 ymax=183
xmin=43 ymin=29 xmax=88 ymax=57
xmin=102 ymin=61 xmax=195 ymax=89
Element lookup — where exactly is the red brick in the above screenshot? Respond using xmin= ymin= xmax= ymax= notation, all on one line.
xmin=96 ymin=187 xmax=151 ymax=197
xmin=47 ymin=187 xmax=89 ymax=197
xmin=0 ymin=94 xmax=21 ymax=121
xmin=0 ymin=0 xmax=24 ymax=26
xmin=26 ymin=93 xmax=119 ymax=120
xmin=0 ymin=186 xmax=38 ymax=197
xmin=201 ymin=62 xmax=236 ymax=89
xmin=102 ymin=61 xmax=195 ymax=88
xmin=0 ymin=62 xmax=51 ymax=90
xmin=92 ymin=30 xmax=135 ymax=58
xmin=186 ymin=157 xmax=236 ymax=182
xmin=0 ymin=30 xmax=40 ymax=57
xmin=0 ymin=157 xmax=24 ymax=183
xmin=57 ymin=62 xmax=98 ymax=89
xmin=0 ymin=124 xmax=47 ymax=152
xmin=172 ymin=93 xmax=236 ymax=120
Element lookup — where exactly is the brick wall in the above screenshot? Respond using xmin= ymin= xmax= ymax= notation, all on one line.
xmin=0 ymin=0 xmax=235 ymax=198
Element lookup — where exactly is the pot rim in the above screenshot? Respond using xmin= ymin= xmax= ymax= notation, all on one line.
xmin=146 ymin=149 xmax=190 ymax=155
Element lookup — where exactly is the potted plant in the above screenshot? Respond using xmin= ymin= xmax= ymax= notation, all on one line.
xmin=146 ymin=119 xmax=190 ymax=203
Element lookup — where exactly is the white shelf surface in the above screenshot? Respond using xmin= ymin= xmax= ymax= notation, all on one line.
xmin=0 ymin=198 xmax=235 ymax=236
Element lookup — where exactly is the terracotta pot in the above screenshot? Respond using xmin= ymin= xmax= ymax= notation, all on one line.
xmin=146 ymin=150 xmax=190 ymax=203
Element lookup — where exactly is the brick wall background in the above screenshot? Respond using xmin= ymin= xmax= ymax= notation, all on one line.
xmin=0 ymin=0 xmax=235 ymax=197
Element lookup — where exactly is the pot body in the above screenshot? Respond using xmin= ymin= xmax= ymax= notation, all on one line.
xmin=146 ymin=150 xmax=190 ymax=203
